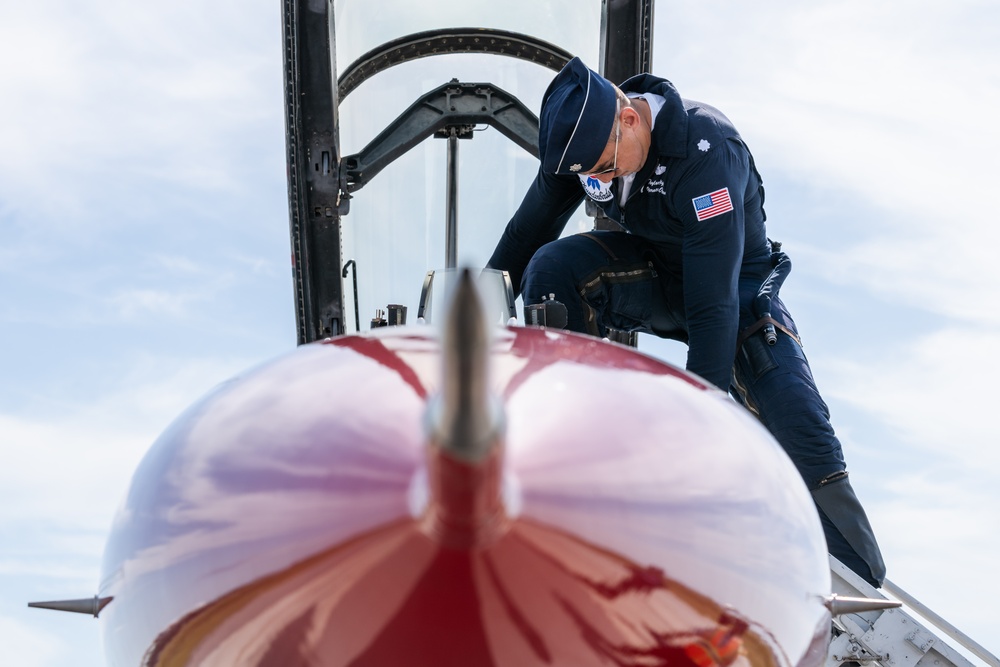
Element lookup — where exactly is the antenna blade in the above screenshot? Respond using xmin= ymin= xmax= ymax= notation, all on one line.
xmin=431 ymin=268 xmax=501 ymax=461
xmin=28 ymin=596 xmax=113 ymax=617
xmin=824 ymin=594 xmax=901 ymax=616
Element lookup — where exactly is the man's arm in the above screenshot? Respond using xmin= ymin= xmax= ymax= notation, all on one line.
xmin=673 ymin=138 xmax=750 ymax=390
xmin=487 ymin=169 xmax=585 ymax=296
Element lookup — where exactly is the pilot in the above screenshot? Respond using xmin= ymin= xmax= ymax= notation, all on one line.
xmin=487 ymin=57 xmax=886 ymax=588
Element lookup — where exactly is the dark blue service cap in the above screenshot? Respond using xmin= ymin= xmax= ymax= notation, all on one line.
xmin=539 ymin=57 xmax=618 ymax=175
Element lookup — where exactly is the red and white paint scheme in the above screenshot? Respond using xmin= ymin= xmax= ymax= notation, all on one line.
xmin=98 ymin=273 xmax=832 ymax=667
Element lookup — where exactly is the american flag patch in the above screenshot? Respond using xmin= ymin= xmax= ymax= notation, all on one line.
xmin=692 ymin=187 xmax=733 ymax=221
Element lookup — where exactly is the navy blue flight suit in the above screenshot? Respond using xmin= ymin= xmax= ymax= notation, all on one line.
xmin=487 ymin=74 xmax=886 ymax=587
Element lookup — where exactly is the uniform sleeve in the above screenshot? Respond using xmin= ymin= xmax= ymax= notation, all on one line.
xmin=486 ymin=169 xmax=585 ymax=296
xmin=672 ymin=138 xmax=750 ymax=390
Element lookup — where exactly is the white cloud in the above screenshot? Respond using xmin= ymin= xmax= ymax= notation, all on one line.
xmin=0 ymin=0 xmax=282 ymax=230
xmin=654 ymin=2 xmax=1000 ymax=654
xmin=0 ymin=558 xmax=101 ymax=584
xmin=822 ymin=326 xmax=1000 ymax=458
xmin=107 ymin=288 xmax=200 ymax=320
xmin=0 ymin=353 xmax=252 ymax=529
xmin=0 ymin=616 xmax=64 ymax=667
xmin=868 ymin=472 xmax=1000 ymax=659
xmin=807 ymin=235 xmax=1000 ymax=328
xmin=659 ymin=0 xmax=1000 ymax=327
xmin=815 ymin=324 xmax=1000 ymax=655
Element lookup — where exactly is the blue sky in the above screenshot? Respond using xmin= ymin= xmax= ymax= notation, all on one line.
xmin=2 ymin=1 xmax=998 ymax=665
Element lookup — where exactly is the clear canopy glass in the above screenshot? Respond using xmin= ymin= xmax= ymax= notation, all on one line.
xmin=332 ymin=1 xmax=602 ymax=332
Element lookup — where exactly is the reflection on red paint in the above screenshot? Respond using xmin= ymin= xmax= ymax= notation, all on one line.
xmin=143 ymin=517 xmax=771 ymax=667
xmin=100 ymin=327 xmax=831 ymax=667
xmin=683 ymin=616 xmax=750 ymax=667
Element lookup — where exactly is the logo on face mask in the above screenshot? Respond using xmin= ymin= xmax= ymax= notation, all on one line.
xmin=578 ymin=174 xmax=614 ymax=202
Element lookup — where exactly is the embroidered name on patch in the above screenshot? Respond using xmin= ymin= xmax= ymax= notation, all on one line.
xmin=644 ymin=179 xmax=666 ymax=195
xmin=692 ymin=187 xmax=733 ymax=221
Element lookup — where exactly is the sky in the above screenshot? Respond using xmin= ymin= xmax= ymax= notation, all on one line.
xmin=1 ymin=1 xmax=998 ymax=665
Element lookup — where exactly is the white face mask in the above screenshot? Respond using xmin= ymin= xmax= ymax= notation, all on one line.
xmin=578 ymin=174 xmax=614 ymax=203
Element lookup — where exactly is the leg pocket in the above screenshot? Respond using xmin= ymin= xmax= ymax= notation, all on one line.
xmin=579 ymin=261 xmax=657 ymax=333
xmin=737 ymin=330 xmax=778 ymax=380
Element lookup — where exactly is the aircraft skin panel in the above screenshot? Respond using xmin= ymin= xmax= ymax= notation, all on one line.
xmin=98 ymin=326 xmax=831 ymax=667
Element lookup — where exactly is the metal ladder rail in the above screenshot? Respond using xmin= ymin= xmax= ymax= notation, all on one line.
xmin=826 ymin=556 xmax=999 ymax=667
xmin=881 ymin=577 xmax=999 ymax=667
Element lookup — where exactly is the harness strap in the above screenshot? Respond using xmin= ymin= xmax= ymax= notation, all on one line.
xmin=736 ymin=316 xmax=801 ymax=352
xmin=579 ymin=232 xmax=620 ymax=261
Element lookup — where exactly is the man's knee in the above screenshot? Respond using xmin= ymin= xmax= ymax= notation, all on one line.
xmin=523 ymin=237 xmax=598 ymax=300
xmin=522 ymin=237 xmax=604 ymax=332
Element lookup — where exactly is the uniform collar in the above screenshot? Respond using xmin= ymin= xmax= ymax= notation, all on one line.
xmin=620 ymin=74 xmax=688 ymax=159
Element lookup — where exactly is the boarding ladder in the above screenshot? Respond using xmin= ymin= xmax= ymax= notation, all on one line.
xmin=826 ymin=557 xmax=999 ymax=667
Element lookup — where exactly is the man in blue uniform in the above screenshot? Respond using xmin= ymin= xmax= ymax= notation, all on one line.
xmin=487 ymin=57 xmax=886 ymax=587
